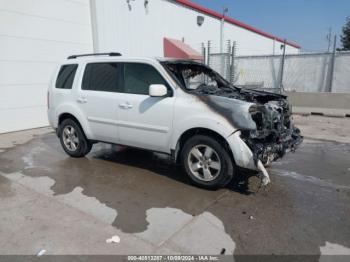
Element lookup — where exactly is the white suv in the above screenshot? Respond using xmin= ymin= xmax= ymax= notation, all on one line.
xmin=48 ymin=53 xmax=302 ymax=189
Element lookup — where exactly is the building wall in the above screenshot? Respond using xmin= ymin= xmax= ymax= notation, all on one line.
xmin=92 ymin=0 xmax=299 ymax=57
xmin=0 ymin=0 xmax=299 ymax=133
xmin=0 ymin=0 xmax=93 ymax=133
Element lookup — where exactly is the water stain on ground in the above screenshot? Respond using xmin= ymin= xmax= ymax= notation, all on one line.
xmin=0 ymin=133 xmax=350 ymax=257
xmin=0 ymin=175 xmax=15 ymax=198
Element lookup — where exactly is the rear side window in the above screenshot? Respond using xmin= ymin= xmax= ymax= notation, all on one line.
xmin=123 ymin=63 xmax=168 ymax=95
xmin=82 ymin=63 xmax=119 ymax=92
xmin=56 ymin=64 xmax=78 ymax=89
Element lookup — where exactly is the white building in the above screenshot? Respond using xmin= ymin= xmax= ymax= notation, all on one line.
xmin=92 ymin=0 xmax=300 ymax=56
xmin=0 ymin=0 xmax=300 ymax=133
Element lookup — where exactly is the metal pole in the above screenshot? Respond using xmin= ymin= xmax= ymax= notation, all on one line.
xmin=220 ymin=8 xmax=228 ymax=76
xmin=89 ymin=0 xmax=99 ymax=52
xmin=203 ymin=46 xmax=206 ymax=65
xmin=230 ymin=41 xmax=236 ymax=84
xmin=327 ymin=27 xmax=332 ymax=53
xmin=220 ymin=17 xmax=224 ymax=55
xmin=201 ymin=42 xmax=206 ymax=65
xmin=328 ymin=35 xmax=337 ymax=92
xmin=279 ymin=39 xmax=287 ymax=93
xmin=226 ymin=40 xmax=231 ymax=80
xmin=207 ymin=40 xmax=211 ymax=66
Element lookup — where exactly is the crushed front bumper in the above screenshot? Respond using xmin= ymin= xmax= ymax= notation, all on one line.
xmin=227 ymin=127 xmax=303 ymax=186
xmin=248 ymin=127 xmax=303 ymax=166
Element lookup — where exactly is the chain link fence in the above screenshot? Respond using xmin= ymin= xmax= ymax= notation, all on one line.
xmin=200 ymin=40 xmax=350 ymax=93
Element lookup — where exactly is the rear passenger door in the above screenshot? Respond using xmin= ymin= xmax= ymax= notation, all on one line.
xmin=78 ymin=62 xmax=121 ymax=143
xmin=117 ymin=62 xmax=175 ymax=152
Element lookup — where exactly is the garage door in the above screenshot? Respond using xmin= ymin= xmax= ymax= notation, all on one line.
xmin=0 ymin=0 xmax=93 ymax=133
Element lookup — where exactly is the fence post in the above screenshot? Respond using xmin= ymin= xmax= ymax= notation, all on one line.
xmin=279 ymin=39 xmax=287 ymax=94
xmin=226 ymin=40 xmax=231 ymax=80
xmin=201 ymin=42 xmax=206 ymax=65
xmin=328 ymin=35 xmax=337 ymax=92
xmin=207 ymin=40 xmax=211 ymax=66
xmin=230 ymin=41 xmax=236 ymax=84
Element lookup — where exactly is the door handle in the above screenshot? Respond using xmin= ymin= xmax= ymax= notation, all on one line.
xmin=119 ymin=102 xmax=133 ymax=109
xmin=77 ymin=97 xmax=87 ymax=104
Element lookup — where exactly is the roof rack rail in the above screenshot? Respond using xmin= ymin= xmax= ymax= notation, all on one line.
xmin=67 ymin=52 xmax=122 ymax=59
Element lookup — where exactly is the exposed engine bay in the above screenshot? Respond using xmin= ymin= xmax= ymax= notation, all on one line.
xmin=162 ymin=61 xmax=303 ymax=173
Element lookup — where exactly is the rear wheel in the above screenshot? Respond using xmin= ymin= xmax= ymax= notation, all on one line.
xmin=181 ymin=135 xmax=234 ymax=189
xmin=59 ymin=119 xmax=92 ymax=157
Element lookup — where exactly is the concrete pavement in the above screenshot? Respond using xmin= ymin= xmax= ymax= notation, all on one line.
xmin=0 ymin=116 xmax=349 ymax=258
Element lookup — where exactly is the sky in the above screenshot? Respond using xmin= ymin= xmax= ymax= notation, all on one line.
xmin=190 ymin=0 xmax=350 ymax=52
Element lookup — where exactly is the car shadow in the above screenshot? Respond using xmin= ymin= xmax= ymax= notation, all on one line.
xmin=91 ymin=145 xmax=257 ymax=195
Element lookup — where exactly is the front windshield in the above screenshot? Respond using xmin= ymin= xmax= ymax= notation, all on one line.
xmin=161 ymin=62 xmax=232 ymax=91
xmin=182 ymin=70 xmax=219 ymax=90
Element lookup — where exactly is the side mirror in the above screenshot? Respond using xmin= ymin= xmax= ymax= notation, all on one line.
xmin=149 ymin=84 xmax=167 ymax=97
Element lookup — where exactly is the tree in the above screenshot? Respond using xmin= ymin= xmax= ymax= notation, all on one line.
xmin=339 ymin=16 xmax=350 ymax=51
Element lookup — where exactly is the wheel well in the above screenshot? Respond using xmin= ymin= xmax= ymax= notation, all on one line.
xmin=58 ymin=113 xmax=84 ymax=137
xmin=174 ymin=128 xmax=234 ymax=164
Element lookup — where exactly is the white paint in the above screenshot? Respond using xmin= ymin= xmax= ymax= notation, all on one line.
xmin=92 ymin=0 xmax=299 ymax=57
xmin=106 ymin=235 xmax=121 ymax=244
xmin=258 ymin=160 xmax=271 ymax=186
xmin=36 ymin=249 xmax=46 ymax=256
xmin=0 ymin=0 xmax=93 ymax=133
xmin=1 ymin=0 xmax=300 ymax=134
xmin=47 ymin=56 xmax=244 ymax=156
xmin=320 ymin=242 xmax=350 ymax=255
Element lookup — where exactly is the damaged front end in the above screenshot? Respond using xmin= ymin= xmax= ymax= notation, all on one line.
xmin=241 ymin=95 xmax=303 ymax=167
xmin=207 ymin=88 xmax=303 ymax=186
xmin=161 ymin=60 xmax=303 ymax=185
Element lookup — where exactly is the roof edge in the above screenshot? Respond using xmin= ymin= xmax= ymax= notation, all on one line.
xmin=173 ymin=0 xmax=301 ymax=49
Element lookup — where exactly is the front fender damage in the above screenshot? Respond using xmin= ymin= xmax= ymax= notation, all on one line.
xmin=160 ymin=61 xmax=303 ymax=186
xmin=227 ymin=131 xmax=271 ymax=186
xmin=205 ymin=95 xmax=303 ymax=186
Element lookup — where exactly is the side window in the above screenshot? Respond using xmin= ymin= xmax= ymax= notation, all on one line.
xmin=82 ymin=63 xmax=119 ymax=92
xmin=56 ymin=64 xmax=78 ymax=89
xmin=123 ymin=63 xmax=168 ymax=95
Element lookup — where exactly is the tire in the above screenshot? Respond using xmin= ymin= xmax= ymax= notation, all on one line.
xmin=59 ymin=118 xmax=92 ymax=157
xmin=181 ymin=135 xmax=235 ymax=189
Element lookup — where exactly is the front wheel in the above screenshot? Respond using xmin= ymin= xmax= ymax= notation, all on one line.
xmin=181 ymin=135 xmax=235 ymax=189
xmin=59 ymin=119 xmax=92 ymax=157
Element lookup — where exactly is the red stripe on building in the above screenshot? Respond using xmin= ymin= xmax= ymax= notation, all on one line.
xmin=174 ymin=0 xmax=301 ymax=49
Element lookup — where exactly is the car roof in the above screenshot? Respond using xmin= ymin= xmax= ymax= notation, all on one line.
xmin=62 ymin=54 xmax=200 ymax=64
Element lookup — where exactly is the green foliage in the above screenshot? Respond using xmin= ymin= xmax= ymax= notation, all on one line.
xmin=340 ymin=16 xmax=350 ymax=51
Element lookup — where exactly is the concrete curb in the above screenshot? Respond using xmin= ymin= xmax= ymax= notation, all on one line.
xmin=293 ymin=107 xmax=350 ymax=118
xmin=285 ymin=92 xmax=350 ymax=118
